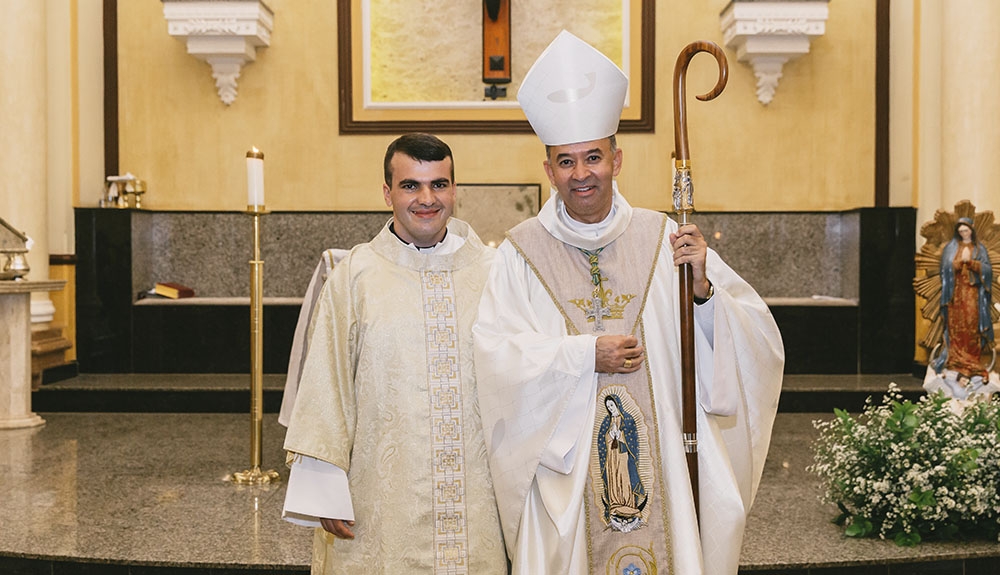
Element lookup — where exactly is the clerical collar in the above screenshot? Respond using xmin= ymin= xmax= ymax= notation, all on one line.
xmin=539 ymin=182 xmax=632 ymax=252
xmin=389 ymin=221 xmax=463 ymax=255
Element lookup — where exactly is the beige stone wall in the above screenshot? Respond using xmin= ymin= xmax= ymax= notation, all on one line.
xmin=116 ymin=0 xmax=877 ymax=212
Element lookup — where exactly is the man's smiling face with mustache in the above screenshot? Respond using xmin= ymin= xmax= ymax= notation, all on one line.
xmin=544 ymin=137 xmax=622 ymax=224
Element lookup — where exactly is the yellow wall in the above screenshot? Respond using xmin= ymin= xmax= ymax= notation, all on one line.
xmin=118 ymin=0 xmax=877 ymax=213
xmin=49 ymin=263 xmax=77 ymax=361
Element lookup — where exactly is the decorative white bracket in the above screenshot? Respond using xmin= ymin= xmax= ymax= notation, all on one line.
xmin=720 ymin=1 xmax=829 ymax=105
xmin=162 ymin=0 xmax=274 ymax=106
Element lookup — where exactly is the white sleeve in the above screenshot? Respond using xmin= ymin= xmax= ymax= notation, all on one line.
xmin=694 ymin=291 xmax=716 ymax=347
xmin=282 ymin=455 xmax=355 ymax=527
xmin=538 ymin=365 xmax=596 ymax=473
xmin=475 ymin=243 xmax=599 ymax=474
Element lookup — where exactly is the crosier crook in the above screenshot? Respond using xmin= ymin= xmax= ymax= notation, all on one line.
xmin=672 ymin=41 xmax=728 ymax=524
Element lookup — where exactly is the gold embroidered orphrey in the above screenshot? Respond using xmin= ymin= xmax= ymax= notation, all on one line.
xmin=506 ymin=209 xmax=673 ymax=575
xmin=420 ymin=270 xmax=472 ymax=574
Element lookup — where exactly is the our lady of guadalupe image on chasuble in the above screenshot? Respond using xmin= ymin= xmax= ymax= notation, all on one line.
xmin=506 ymin=209 xmax=671 ymax=574
xmin=594 ymin=388 xmax=652 ymax=534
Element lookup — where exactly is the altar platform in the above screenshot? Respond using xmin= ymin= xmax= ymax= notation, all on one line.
xmin=2 ymin=373 xmax=998 ymax=574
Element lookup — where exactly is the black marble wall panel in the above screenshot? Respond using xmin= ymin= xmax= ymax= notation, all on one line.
xmin=75 ymin=209 xmax=133 ymax=373
xmin=76 ymin=208 xmax=386 ymax=374
xmin=858 ymin=207 xmax=916 ymax=373
xmin=131 ymin=304 xmax=299 ymax=373
xmin=771 ymin=305 xmax=859 ymax=374
xmin=74 ymin=208 xmax=920 ymax=375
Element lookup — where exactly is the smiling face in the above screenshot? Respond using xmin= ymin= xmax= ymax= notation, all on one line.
xmin=383 ymin=152 xmax=455 ymax=247
xmin=544 ymin=137 xmax=622 ymax=224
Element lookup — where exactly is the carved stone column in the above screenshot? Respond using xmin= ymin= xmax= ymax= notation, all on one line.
xmin=941 ymin=0 xmax=1000 ymax=209
xmin=903 ymin=1 xmax=1000 ymax=364
xmin=0 ymin=1 xmax=53 ymax=324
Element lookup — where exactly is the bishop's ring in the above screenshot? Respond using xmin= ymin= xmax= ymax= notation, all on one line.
xmin=624 ymin=358 xmax=633 ymax=369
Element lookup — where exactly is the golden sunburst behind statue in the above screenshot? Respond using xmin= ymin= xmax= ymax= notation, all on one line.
xmin=913 ymin=200 xmax=1000 ymax=368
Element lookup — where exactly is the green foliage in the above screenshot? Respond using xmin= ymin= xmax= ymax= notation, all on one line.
xmin=808 ymin=384 xmax=1000 ymax=546
xmin=845 ymin=517 xmax=873 ymax=538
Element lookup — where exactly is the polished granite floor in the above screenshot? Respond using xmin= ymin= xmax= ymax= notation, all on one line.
xmin=3 ymin=374 xmax=999 ymax=574
xmin=0 ymin=412 xmax=304 ymax=573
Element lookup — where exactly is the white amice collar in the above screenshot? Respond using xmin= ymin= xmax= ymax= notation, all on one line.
xmin=538 ymin=182 xmax=632 ymax=251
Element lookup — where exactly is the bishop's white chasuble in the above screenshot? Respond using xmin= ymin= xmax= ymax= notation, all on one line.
xmin=474 ymin=193 xmax=784 ymax=575
xmin=507 ymin=210 xmax=672 ymax=573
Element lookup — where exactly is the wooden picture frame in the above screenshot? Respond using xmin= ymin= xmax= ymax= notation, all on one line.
xmin=337 ymin=0 xmax=655 ymax=134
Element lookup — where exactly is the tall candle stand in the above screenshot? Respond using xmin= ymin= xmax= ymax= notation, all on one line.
xmin=231 ymin=148 xmax=279 ymax=485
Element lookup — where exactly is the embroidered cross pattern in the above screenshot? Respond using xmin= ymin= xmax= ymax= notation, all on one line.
xmin=585 ymin=292 xmax=612 ymax=331
xmin=570 ymin=286 xmax=637 ymax=331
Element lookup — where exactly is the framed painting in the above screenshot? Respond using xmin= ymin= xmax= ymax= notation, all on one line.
xmin=337 ymin=0 xmax=654 ymax=134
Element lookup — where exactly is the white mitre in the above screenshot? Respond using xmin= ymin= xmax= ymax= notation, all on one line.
xmin=517 ymin=30 xmax=628 ymax=146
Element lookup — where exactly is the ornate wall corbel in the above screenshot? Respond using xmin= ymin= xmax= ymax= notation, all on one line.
xmin=162 ymin=0 xmax=274 ymax=106
xmin=720 ymin=0 xmax=829 ymax=105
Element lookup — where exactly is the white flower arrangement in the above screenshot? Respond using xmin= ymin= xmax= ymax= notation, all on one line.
xmin=808 ymin=383 xmax=1000 ymax=546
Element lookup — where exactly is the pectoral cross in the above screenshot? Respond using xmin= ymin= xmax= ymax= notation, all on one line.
xmin=585 ymin=291 xmax=612 ymax=331
xmin=482 ymin=0 xmax=510 ymax=99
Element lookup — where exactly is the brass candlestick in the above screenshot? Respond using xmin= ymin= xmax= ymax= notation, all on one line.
xmin=230 ymin=156 xmax=279 ymax=485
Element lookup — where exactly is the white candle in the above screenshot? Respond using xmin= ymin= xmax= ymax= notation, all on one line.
xmin=247 ymin=147 xmax=265 ymax=207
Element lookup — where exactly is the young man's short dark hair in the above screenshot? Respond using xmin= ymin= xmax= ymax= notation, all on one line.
xmin=383 ymin=133 xmax=454 ymax=186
